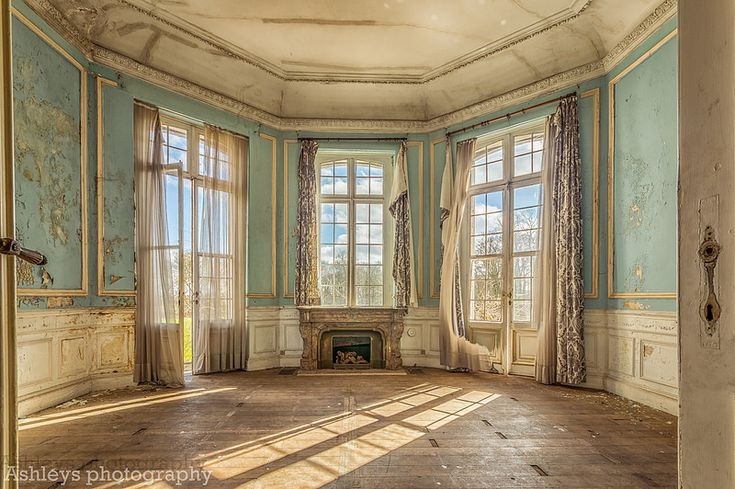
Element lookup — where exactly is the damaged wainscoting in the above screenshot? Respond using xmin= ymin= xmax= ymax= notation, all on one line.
xmin=582 ymin=309 xmax=678 ymax=415
xmin=16 ymin=307 xmax=135 ymax=416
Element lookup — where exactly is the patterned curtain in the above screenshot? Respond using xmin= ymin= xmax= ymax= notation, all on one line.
xmin=439 ymin=140 xmax=466 ymax=338
xmin=389 ymin=141 xmax=416 ymax=308
xmin=294 ymin=139 xmax=321 ymax=306
xmin=552 ymin=95 xmax=586 ymax=384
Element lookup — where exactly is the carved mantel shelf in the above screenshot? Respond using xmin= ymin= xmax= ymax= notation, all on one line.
xmin=298 ymin=307 xmax=406 ymax=370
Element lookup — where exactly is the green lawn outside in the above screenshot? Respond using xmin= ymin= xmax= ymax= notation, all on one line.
xmin=183 ymin=317 xmax=193 ymax=364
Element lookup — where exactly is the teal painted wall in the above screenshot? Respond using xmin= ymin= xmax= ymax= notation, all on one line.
xmin=605 ymin=19 xmax=678 ymax=312
xmin=11 ymin=0 xmax=678 ymax=313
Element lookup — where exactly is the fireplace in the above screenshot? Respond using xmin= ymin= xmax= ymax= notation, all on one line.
xmin=298 ymin=308 xmax=405 ymax=370
xmin=320 ymin=330 xmax=384 ymax=369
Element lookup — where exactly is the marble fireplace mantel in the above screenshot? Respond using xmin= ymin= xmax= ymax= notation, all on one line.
xmin=298 ymin=307 xmax=406 ymax=370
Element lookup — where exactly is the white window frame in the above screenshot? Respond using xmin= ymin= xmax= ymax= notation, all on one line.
xmin=461 ymin=120 xmax=546 ymax=373
xmin=316 ymin=151 xmax=394 ymax=308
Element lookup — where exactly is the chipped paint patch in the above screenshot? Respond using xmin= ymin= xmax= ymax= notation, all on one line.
xmin=17 ymin=260 xmax=35 ymax=286
xmin=623 ymin=300 xmax=650 ymax=311
xmin=110 ymin=274 xmax=124 ymax=284
xmin=643 ymin=345 xmax=655 ymax=357
xmin=47 ymin=296 xmax=74 ymax=308
xmin=41 ymin=269 xmax=54 ymax=288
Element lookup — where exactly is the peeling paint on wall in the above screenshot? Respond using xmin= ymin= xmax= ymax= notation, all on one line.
xmin=12 ymin=16 xmax=85 ymax=291
xmin=623 ymin=300 xmax=651 ymax=311
xmin=47 ymin=296 xmax=74 ymax=308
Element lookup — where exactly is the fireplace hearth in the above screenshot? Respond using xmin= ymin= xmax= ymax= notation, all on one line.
xmin=298 ymin=308 xmax=406 ymax=370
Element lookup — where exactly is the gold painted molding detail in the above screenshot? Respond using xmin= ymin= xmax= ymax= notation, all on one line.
xmin=607 ymin=29 xmax=678 ymax=299
xmin=96 ymin=76 xmax=136 ymax=297
xmin=247 ymin=132 xmax=278 ymax=299
xmin=406 ymin=141 xmax=424 ymax=300
xmin=580 ymin=88 xmax=600 ymax=300
xmin=429 ymin=137 xmax=445 ymax=299
xmin=13 ymin=9 xmax=88 ymax=297
xmin=282 ymin=139 xmax=297 ymax=299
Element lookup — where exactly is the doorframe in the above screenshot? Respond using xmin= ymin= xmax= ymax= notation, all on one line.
xmin=462 ymin=121 xmax=545 ymax=376
xmin=0 ymin=0 xmax=18 ymax=486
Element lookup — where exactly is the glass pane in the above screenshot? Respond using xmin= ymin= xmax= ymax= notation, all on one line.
xmin=513 ymin=301 xmax=531 ymax=322
xmin=514 ymin=229 xmax=539 ymax=252
xmin=321 ymin=164 xmax=334 ymax=176
xmin=514 ymin=207 xmax=539 ymax=231
xmin=514 ymin=135 xmax=532 ymax=155
xmin=334 ymin=176 xmax=348 ymax=194
xmin=321 ymin=203 xmax=334 ymax=222
xmin=370 ymin=245 xmax=383 ymax=265
xmin=335 ymin=224 xmax=348 ymax=243
xmin=356 ymin=177 xmax=370 ymax=194
xmin=355 ymin=245 xmax=370 ymax=265
xmin=369 ymin=224 xmax=383 ymax=244
xmin=488 ymin=161 xmax=503 ymax=182
xmin=320 ymin=224 xmax=333 ymax=244
xmin=356 ymin=204 xmax=369 ymax=223
xmin=371 ymin=178 xmax=384 ymax=195
xmin=370 ymin=165 xmax=383 ymax=177
xmin=334 ymin=204 xmax=348 ymax=222
xmin=334 ymin=245 xmax=348 ymax=264
xmin=514 ymin=184 xmax=542 ymax=209
xmin=370 ymin=204 xmax=383 ymax=223
xmin=164 ymin=174 xmax=179 ymax=246
xmin=320 ymin=176 xmax=334 ymax=194
xmin=355 ymin=224 xmax=369 ymax=244
xmin=356 ymin=163 xmax=370 ymax=177
xmin=334 ymin=162 xmax=348 ymax=176
xmin=514 ymin=153 xmax=532 ymax=176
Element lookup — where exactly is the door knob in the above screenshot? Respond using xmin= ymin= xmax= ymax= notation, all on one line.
xmin=0 ymin=238 xmax=47 ymax=265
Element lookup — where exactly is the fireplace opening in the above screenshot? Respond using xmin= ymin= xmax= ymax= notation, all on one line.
xmin=332 ymin=336 xmax=371 ymax=368
xmin=319 ymin=329 xmax=384 ymax=369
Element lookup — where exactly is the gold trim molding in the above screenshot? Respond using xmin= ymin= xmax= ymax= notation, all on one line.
xmin=96 ymin=76 xmax=136 ymax=297
xmin=283 ymin=139 xmax=297 ymax=299
xmin=429 ymin=138 xmax=445 ymax=299
xmin=13 ymin=9 xmax=89 ymax=297
xmin=246 ymin=132 xmax=278 ymax=299
xmin=607 ymin=30 xmax=678 ymax=300
xmin=580 ymin=88 xmax=600 ymax=300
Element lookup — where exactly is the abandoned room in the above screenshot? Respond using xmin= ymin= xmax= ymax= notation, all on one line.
xmin=0 ymin=0 xmax=731 ymax=487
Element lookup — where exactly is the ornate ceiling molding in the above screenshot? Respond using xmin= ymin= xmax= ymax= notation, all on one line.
xmin=23 ymin=0 xmax=677 ymax=133
xmin=119 ymin=0 xmax=593 ymax=85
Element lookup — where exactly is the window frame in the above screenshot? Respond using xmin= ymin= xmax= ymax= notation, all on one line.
xmin=316 ymin=151 xmax=394 ymax=308
xmin=461 ymin=121 xmax=546 ymax=330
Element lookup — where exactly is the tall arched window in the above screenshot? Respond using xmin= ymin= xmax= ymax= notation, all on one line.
xmin=318 ymin=154 xmax=392 ymax=307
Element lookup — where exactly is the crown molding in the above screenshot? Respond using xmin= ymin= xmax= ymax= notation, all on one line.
xmin=119 ymin=0 xmax=592 ymax=85
xmin=22 ymin=0 xmax=677 ymax=133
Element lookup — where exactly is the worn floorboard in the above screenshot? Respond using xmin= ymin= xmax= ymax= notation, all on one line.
xmin=17 ymin=368 xmax=677 ymax=488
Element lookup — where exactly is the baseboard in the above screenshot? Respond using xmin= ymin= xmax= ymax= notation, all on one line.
xmin=604 ymin=375 xmax=678 ymax=415
xmin=17 ymin=378 xmax=91 ymax=417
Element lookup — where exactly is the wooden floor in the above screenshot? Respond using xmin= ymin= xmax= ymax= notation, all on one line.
xmin=18 ymin=368 xmax=677 ymax=488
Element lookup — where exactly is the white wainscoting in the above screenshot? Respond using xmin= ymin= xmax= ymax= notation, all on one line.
xmin=246 ymin=306 xmax=444 ymax=370
xmin=244 ymin=306 xmax=681 ymax=415
xmin=583 ymin=309 xmax=678 ymax=415
xmin=16 ymin=307 xmax=135 ymax=416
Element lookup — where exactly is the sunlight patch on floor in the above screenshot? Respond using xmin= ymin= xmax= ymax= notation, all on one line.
xmin=19 ymin=388 xmax=237 ymax=430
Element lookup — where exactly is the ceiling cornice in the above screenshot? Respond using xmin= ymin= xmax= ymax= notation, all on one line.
xmin=22 ymin=0 xmax=677 ymax=134
xmin=120 ymin=0 xmax=593 ymax=84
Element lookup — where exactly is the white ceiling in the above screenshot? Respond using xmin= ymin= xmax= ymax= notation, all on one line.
xmin=34 ymin=0 xmax=670 ymax=124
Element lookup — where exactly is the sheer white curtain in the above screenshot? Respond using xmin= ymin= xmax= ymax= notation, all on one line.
xmin=534 ymin=116 xmax=557 ymax=384
xmin=438 ymin=138 xmax=492 ymax=371
xmin=193 ymin=125 xmax=247 ymax=374
xmin=133 ymin=103 xmax=183 ymax=386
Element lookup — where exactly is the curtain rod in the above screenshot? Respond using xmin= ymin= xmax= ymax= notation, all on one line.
xmin=298 ymin=137 xmax=407 ymax=142
xmin=445 ymin=92 xmax=575 ymax=139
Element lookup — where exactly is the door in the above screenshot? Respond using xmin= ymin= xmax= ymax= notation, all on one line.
xmin=464 ymin=127 xmax=545 ymax=376
xmin=160 ymin=118 xmax=240 ymax=374
xmin=0 ymin=2 xmax=18 ymax=486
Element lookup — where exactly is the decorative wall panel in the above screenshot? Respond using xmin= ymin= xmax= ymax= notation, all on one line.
xmin=12 ymin=11 xmax=87 ymax=295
